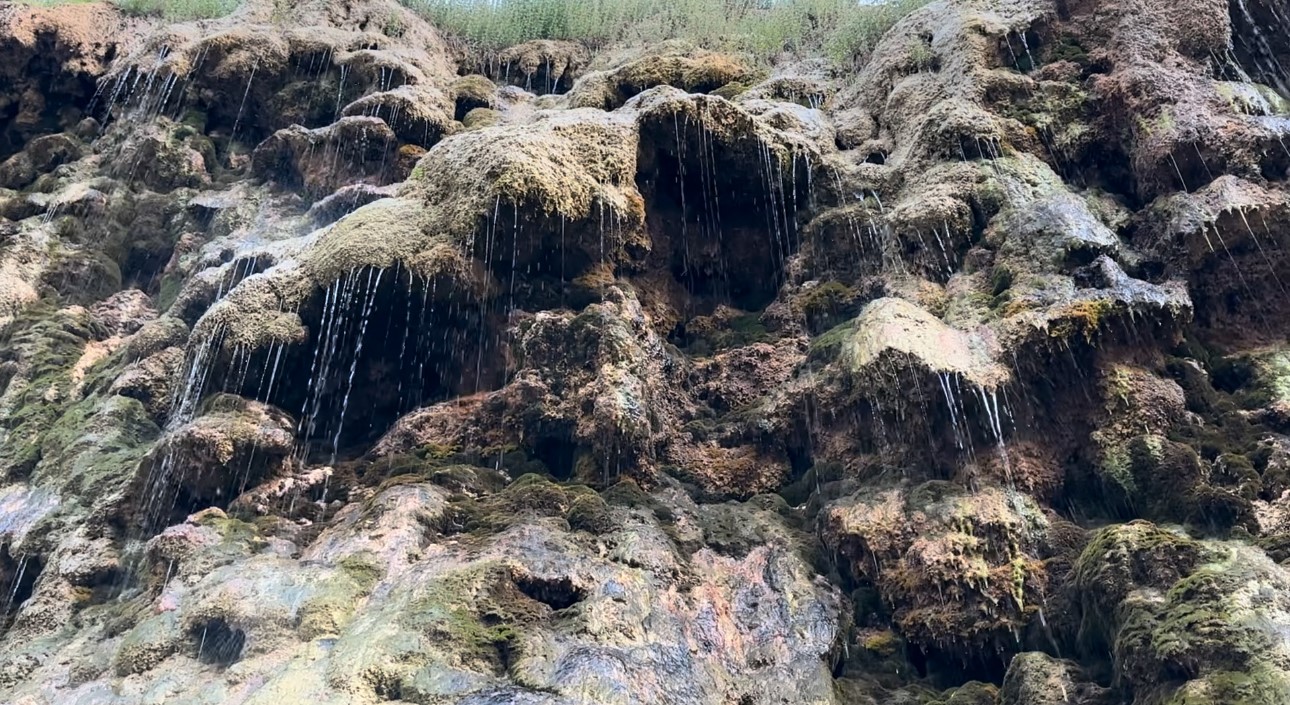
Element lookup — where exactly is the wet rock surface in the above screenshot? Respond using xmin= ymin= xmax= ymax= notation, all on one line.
xmin=0 ymin=0 xmax=1289 ymax=703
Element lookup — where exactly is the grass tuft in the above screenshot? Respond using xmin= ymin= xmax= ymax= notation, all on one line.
xmin=112 ymin=0 xmax=240 ymax=20
xmin=400 ymin=0 xmax=934 ymax=64
xmin=17 ymin=0 xmax=240 ymax=20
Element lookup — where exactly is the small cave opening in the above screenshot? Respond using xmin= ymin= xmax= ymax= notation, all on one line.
xmin=531 ymin=432 xmax=580 ymax=481
xmin=997 ymin=24 xmax=1055 ymax=74
xmin=191 ymin=617 xmax=246 ymax=667
xmin=513 ymin=574 xmax=586 ymax=610
xmin=201 ymin=54 xmax=368 ymax=151
xmin=637 ymin=115 xmax=811 ymax=314
xmin=1183 ymin=220 xmax=1290 ymax=342
xmin=1163 ymin=143 xmax=1221 ymax=194
xmin=142 ymin=436 xmax=291 ymax=532
xmin=0 ymin=548 xmax=43 ymax=632
xmin=906 ymin=642 xmax=1012 ymax=690
xmin=229 ymin=265 xmax=506 ymax=461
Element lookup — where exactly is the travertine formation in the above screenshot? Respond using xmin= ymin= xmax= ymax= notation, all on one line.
xmin=0 ymin=0 xmax=1288 ymax=703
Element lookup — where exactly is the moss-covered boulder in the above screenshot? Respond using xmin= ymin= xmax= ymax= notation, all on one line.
xmin=567 ymin=45 xmax=756 ymax=111
xmin=824 ymin=481 xmax=1050 ymax=653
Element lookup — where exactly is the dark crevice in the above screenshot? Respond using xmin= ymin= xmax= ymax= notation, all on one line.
xmin=191 ymin=617 xmax=245 ymax=667
xmin=532 ymin=433 xmax=580 ymax=481
xmin=467 ymin=201 xmax=607 ymax=312
xmin=0 ymin=547 xmax=43 ymax=633
xmin=637 ymin=118 xmax=809 ymax=313
xmin=0 ymin=30 xmax=99 ymax=162
xmin=513 ymin=574 xmax=586 ymax=610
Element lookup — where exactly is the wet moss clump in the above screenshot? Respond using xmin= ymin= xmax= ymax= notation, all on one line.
xmin=405 ymin=562 xmax=556 ymax=673
xmin=0 ymin=305 xmax=98 ymax=477
xmin=799 ymin=281 xmax=855 ymax=333
xmin=444 ymin=473 xmax=613 ymax=536
xmin=601 ymin=477 xmax=675 ymax=523
xmin=807 ymin=319 xmax=857 ymax=363
xmin=362 ymin=450 xmax=510 ymax=494
xmin=566 ymin=494 xmax=614 ymax=533
xmin=1071 ymin=522 xmax=1204 ymax=649
xmin=679 ymin=311 xmax=770 ymax=356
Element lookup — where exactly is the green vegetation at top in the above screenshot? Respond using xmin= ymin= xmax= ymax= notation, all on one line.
xmin=17 ymin=0 xmax=239 ymax=20
xmin=113 ymin=0 xmax=240 ymax=19
xmin=401 ymin=0 xmax=934 ymax=63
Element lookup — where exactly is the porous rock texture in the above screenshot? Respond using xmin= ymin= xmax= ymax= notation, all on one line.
xmin=0 ymin=0 xmax=1289 ymax=702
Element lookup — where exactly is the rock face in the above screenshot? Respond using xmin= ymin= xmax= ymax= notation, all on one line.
xmin=0 ymin=0 xmax=1289 ymax=703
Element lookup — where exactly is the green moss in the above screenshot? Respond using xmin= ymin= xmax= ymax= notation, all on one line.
xmin=674 ymin=308 xmax=772 ymax=356
xmin=989 ymin=265 xmax=1014 ymax=297
xmin=196 ymin=513 xmax=267 ymax=548
xmin=1163 ymin=666 xmax=1290 ymax=705
xmin=906 ymin=41 xmax=935 ymax=72
xmin=861 ymin=629 xmax=902 ymax=657
xmin=808 ymin=318 xmax=858 ymax=363
xmin=445 ymin=474 xmax=610 ymax=535
xmin=401 ymin=561 xmax=548 ymax=670
xmin=338 ymin=553 xmax=385 ymax=591
xmin=942 ymin=682 xmax=998 ymax=705
xmin=1073 ymin=521 xmax=1203 ymax=645
xmin=710 ymin=81 xmax=748 ymax=100
xmin=1046 ymin=37 xmax=1089 ymax=64
xmin=799 ymin=281 xmax=854 ymax=332
xmin=566 ymin=493 xmax=614 ymax=533
xmin=32 ymin=395 xmax=160 ymax=498
xmin=374 ymin=472 xmax=432 ymax=494
xmin=461 ymin=107 xmax=501 ymax=131
xmin=0 ymin=305 xmax=97 ymax=476
xmin=298 ymin=558 xmax=384 ymax=640
xmin=452 ymin=75 xmax=497 ymax=108
xmin=382 ymin=12 xmax=408 ymax=37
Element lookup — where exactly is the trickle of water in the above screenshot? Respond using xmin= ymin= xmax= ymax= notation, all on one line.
xmin=1236 ymin=206 xmax=1287 ymax=294
xmin=1232 ymin=0 xmax=1290 ymax=96
xmin=3 ymin=554 xmax=29 ymax=615
xmin=1018 ymin=32 xmax=1036 ymax=71
xmin=938 ymin=372 xmax=966 ymax=451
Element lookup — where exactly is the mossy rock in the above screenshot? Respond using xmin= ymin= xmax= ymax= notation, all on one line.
xmin=1112 ymin=545 xmax=1290 ymax=700
xmin=681 ymin=311 xmax=768 ymax=356
xmin=941 ymin=682 xmax=998 ymax=705
xmin=32 ymin=394 xmax=160 ymax=499
xmin=808 ymin=319 xmax=857 ymax=363
xmin=446 ymin=474 xmax=606 ymax=535
xmin=0 ymin=305 xmax=99 ymax=476
xmin=297 ymin=566 xmax=378 ymax=640
xmin=113 ymin=610 xmax=181 ymax=676
xmin=403 ymin=562 xmax=549 ymax=671
xmin=451 ymin=75 xmax=498 ymax=117
xmin=1163 ymin=665 xmax=1290 ymax=704
xmin=602 ymin=478 xmax=674 ymax=523
xmin=566 ymin=493 xmax=614 ymax=534
xmin=710 ymin=82 xmax=747 ymax=100
xmin=798 ymin=281 xmax=855 ymax=333
xmin=1072 ymin=521 xmax=1203 ymax=645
